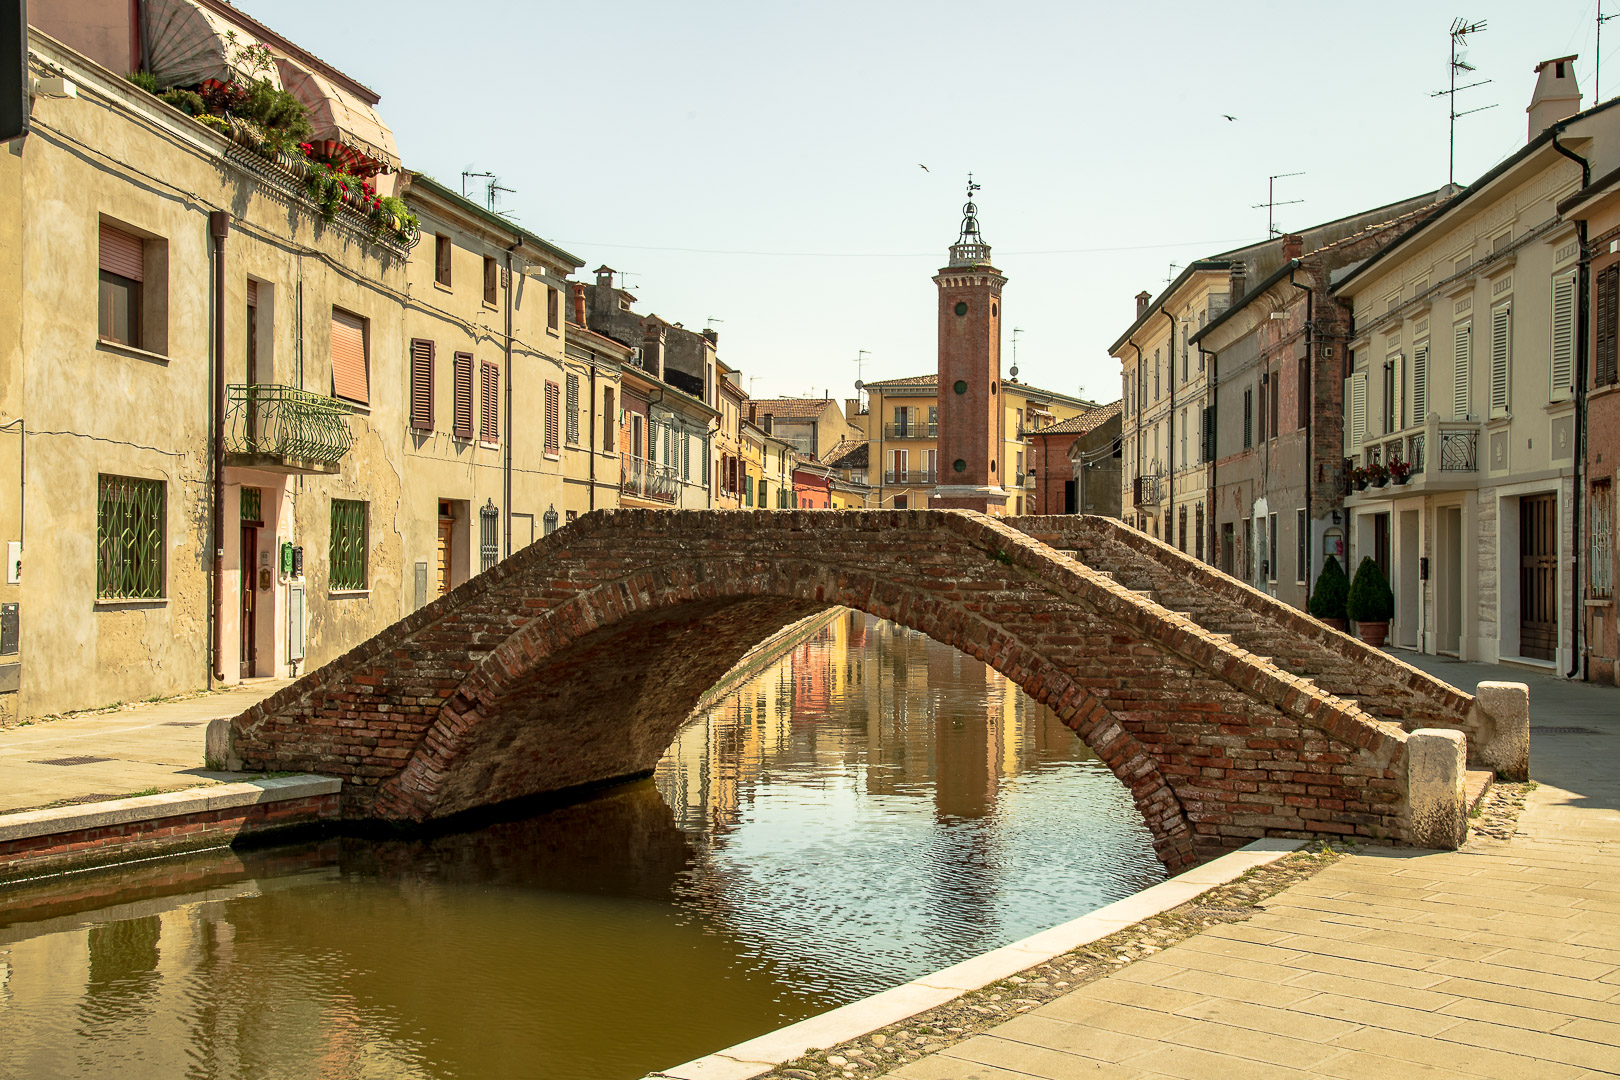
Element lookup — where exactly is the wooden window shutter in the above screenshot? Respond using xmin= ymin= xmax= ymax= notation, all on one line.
xmin=246 ymin=278 xmax=258 ymax=306
xmin=1412 ymin=343 xmax=1429 ymax=424
xmin=409 ymin=339 xmax=434 ymax=430
xmin=1349 ymin=371 xmax=1368 ymax=450
xmin=565 ymin=374 xmax=580 ymax=444
xmin=1489 ymin=304 xmax=1511 ymax=418
xmin=1598 ymin=266 xmax=1620 ymax=387
xmin=1297 ymin=354 xmax=1310 ymax=431
xmin=435 ymin=235 xmax=452 ymax=287
xmin=99 ymin=223 xmax=143 ymax=281
xmin=330 ymin=309 xmax=369 ymax=405
xmin=452 ymin=354 xmax=473 ymax=438
xmin=480 ymin=361 xmax=499 ymax=443
xmin=1453 ymin=321 xmax=1472 ymax=419
xmin=1242 ymin=388 xmax=1252 ymax=448
xmin=1550 ymin=273 xmax=1576 ymax=395
xmin=545 ymin=380 xmax=560 ymax=456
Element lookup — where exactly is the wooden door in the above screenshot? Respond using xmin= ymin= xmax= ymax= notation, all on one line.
xmin=437 ymin=514 xmax=454 ymax=595
xmin=1520 ymin=494 xmax=1557 ymax=661
xmin=239 ymin=526 xmax=257 ymax=679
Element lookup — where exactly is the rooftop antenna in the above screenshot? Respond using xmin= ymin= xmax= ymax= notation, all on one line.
xmin=706 ymin=317 xmax=725 ymax=329
xmin=1165 ymin=263 xmax=1181 ymax=286
xmin=618 ymin=270 xmax=640 ymax=291
xmin=1430 ymin=18 xmax=1495 ymax=186
xmin=486 ymin=177 xmax=516 ymax=216
xmin=1251 ymin=172 xmax=1305 ymax=237
xmin=1601 ymin=6 xmax=1619 ymax=101
xmin=1010 ymin=328 xmax=1023 ymax=379
xmin=461 ymin=170 xmax=494 ymax=201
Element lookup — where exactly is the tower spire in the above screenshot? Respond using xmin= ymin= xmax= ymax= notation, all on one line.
xmin=950 ymin=173 xmax=992 ymax=267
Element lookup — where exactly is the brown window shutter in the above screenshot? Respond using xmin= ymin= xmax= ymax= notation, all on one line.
xmin=1599 ymin=266 xmax=1620 ymax=387
xmin=246 ymin=278 xmax=258 ymax=307
xmin=331 ymin=309 xmax=369 ymax=405
xmin=409 ymin=338 xmax=434 ymax=430
xmin=99 ymin=223 xmax=144 ymax=281
xmin=453 ymin=353 xmax=474 ymax=438
xmin=435 ymin=235 xmax=452 ymax=287
xmin=480 ymin=361 xmax=499 ymax=443
xmin=545 ymin=380 xmax=560 ymax=455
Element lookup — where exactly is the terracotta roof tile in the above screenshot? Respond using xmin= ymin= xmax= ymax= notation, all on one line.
xmin=1033 ymin=400 xmax=1122 ymax=436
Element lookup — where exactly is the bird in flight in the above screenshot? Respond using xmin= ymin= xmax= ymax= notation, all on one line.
xmin=1223 ymin=114 xmax=1238 ymax=121
xmin=918 ymin=163 xmax=930 ymax=172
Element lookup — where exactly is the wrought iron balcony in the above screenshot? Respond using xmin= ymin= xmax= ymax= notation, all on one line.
xmin=883 ymin=423 xmax=938 ymax=439
xmin=1132 ymin=473 xmax=1162 ymax=507
xmin=884 ymin=470 xmax=936 ymax=485
xmin=224 ymin=384 xmax=354 ymax=474
xmin=620 ymin=453 xmax=679 ymax=504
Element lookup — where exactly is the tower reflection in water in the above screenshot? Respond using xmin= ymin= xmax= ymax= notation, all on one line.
xmin=0 ymin=611 xmax=1160 ymax=1080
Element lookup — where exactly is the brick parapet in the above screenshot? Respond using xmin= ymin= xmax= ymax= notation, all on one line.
xmin=232 ymin=509 xmax=1422 ymax=870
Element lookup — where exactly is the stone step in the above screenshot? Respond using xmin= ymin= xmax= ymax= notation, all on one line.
xmin=1465 ymin=769 xmax=1494 ymax=816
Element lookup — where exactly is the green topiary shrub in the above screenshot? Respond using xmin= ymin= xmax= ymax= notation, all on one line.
xmin=1346 ymin=555 xmax=1394 ymax=623
xmin=1307 ymin=554 xmax=1349 ymax=621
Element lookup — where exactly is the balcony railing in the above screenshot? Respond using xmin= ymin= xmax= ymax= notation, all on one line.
xmin=1351 ymin=420 xmax=1479 ymax=495
xmin=620 ymin=453 xmax=680 ymax=503
xmin=884 ymin=470 xmax=937 ymax=485
xmin=1132 ymin=473 xmax=1162 ymax=507
xmin=224 ymin=384 xmax=353 ymax=473
xmin=884 ymin=423 xmax=938 ymax=439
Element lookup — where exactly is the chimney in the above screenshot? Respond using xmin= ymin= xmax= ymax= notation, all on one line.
xmin=1229 ymin=261 xmax=1249 ymax=301
xmin=1282 ymin=234 xmax=1304 ymax=261
xmin=641 ymin=321 xmax=666 ymax=378
xmin=1135 ymin=291 xmax=1151 ymax=318
xmin=701 ymin=327 xmax=718 ymax=348
xmin=1528 ymin=56 xmax=1582 ymax=140
xmin=594 ymin=264 xmax=615 ymax=288
xmin=571 ymin=282 xmax=587 ymax=328
xmin=748 ymin=403 xmax=757 ymax=425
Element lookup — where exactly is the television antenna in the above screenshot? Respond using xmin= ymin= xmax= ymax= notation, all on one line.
xmin=1600 ymin=6 xmax=1620 ymax=101
xmin=461 ymin=170 xmax=517 ymax=216
xmin=705 ymin=317 xmax=725 ymax=330
xmin=1010 ymin=328 xmax=1023 ymax=379
xmin=1252 ymin=172 xmax=1305 ymax=237
xmin=1430 ymin=18 xmax=1496 ymax=186
xmin=1165 ymin=263 xmax=1180 ymax=285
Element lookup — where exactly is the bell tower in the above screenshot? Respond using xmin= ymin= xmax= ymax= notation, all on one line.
xmin=930 ymin=176 xmax=1009 ymax=515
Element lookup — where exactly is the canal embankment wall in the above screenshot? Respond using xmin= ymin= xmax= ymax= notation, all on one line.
xmin=690 ymin=607 xmax=847 ymax=715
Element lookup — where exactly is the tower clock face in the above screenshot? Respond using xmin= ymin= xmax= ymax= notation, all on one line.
xmin=954 ymin=302 xmax=968 ymax=316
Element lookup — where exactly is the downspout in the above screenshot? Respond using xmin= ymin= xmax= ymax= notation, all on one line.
xmin=1201 ymin=344 xmax=1218 ymax=563
xmin=588 ymin=361 xmax=597 ymax=511
xmin=1552 ymin=129 xmax=1590 ymax=678
xmin=1129 ymin=343 xmax=1143 ymax=521
xmin=1287 ymin=260 xmax=1313 ymax=586
xmin=137 ymin=0 xmax=152 ymax=74
xmin=209 ymin=210 xmax=230 ymax=685
xmin=503 ymin=241 xmax=519 ymax=559
xmin=1165 ymin=311 xmax=1177 ymax=542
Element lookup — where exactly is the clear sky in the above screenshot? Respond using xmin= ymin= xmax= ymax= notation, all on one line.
xmin=249 ymin=0 xmax=1604 ymax=404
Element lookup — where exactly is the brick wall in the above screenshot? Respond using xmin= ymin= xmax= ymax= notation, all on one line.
xmin=232 ymin=509 xmax=1420 ymax=871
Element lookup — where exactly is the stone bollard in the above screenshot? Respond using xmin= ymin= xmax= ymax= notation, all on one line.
xmin=1407 ymin=729 xmax=1468 ymax=850
xmin=204 ymin=718 xmax=242 ymax=772
xmin=1467 ymin=681 xmax=1531 ymax=782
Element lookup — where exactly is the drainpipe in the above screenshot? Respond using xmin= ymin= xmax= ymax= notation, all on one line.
xmin=1201 ymin=344 xmax=1218 ymax=562
xmin=1553 ymin=129 xmax=1590 ymax=679
xmin=1129 ymin=343 xmax=1143 ymax=523
xmin=1165 ymin=311 xmax=1177 ymax=542
xmin=209 ymin=210 xmax=230 ymax=684
xmin=504 ymin=240 xmax=519 ymax=558
xmin=587 ymin=361 xmax=597 ymax=511
xmin=1288 ymin=260 xmax=1313 ymax=585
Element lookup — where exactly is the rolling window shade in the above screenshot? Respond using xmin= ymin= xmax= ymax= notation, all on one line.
xmin=409 ymin=339 xmax=433 ymax=430
xmin=1453 ymin=322 xmax=1472 ymax=419
xmin=331 ymin=309 xmax=369 ymax=405
xmin=1551 ymin=274 xmax=1576 ymax=395
xmin=1489 ymin=304 xmax=1511 ymax=418
xmin=453 ymin=354 xmax=473 ymax=439
xmin=99 ymin=223 xmax=143 ymax=281
xmin=480 ymin=362 xmax=500 ymax=444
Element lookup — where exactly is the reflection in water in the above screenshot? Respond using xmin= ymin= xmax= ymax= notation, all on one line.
xmin=0 ymin=612 xmax=1162 ymax=1080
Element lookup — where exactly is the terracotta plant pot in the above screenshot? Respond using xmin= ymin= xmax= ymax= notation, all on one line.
xmin=1358 ymin=620 xmax=1390 ymax=647
xmin=1320 ymin=617 xmax=1349 ymax=633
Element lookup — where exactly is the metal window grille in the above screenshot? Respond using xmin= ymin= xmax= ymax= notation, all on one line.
xmin=328 ymin=499 xmax=367 ymax=590
xmin=97 ymin=474 xmax=164 ymax=599
xmin=479 ymin=501 xmax=499 ymax=572
xmin=565 ymin=374 xmax=580 ymax=445
xmin=1593 ymin=483 xmax=1614 ymax=600
xmin=240 ymin=486 xmax=261 ymax=522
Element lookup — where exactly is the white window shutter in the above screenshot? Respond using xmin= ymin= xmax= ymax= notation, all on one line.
xmin=1412 ymin=343 xmax=1429 ymax=424
xmin=1453 ymin=321 xmax=1471 ymax=420
xmin=1348 ymin=372 xmax=1368 ymax=450
xmin=1489 ymin=304 xmax=1511 ymax=418
xmin=1551 ymin=274 xmax=1576 ymax=396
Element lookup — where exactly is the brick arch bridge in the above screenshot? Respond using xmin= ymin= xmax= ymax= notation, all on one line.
xmin=226 ymin=510 xmax=1507 ymax=872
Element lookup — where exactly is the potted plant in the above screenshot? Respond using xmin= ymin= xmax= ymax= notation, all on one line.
xmin=1389 ymin=458 xmax=1412 ymax=486
xmin=1347 ymin=555 xmax=1395 ymax=647
xmin=1308 ymin=555 xmax=1350 ymax=632
xmin=1368 ymin=461 xmax=1390 ymax=488
xmin=1350 ymin=465 xmax=1369 ymax=491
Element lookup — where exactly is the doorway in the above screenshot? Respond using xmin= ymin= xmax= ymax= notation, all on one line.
xmin=437 ymin=500 xmax=455 ymax=596
xmin=1437 ymin=506 xmax=1462 ymax=654
xmin=239 ymin=523 xmax=258 ymax=679
xmin=1520 ymin=493 xmax=1557 ymax=661
xmin=1221 ymin=522 xmax=1235 ymax=575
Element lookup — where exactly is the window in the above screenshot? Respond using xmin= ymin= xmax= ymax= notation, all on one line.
xmin=1268 ymin=368 xmax=1279 ymax=437
xmin=1296 ymin=508 xmax=1308 ymax=585
xmin=483 ymin=255 xmax=498 ymax=307
xmin=928 ymin=405 xmax=938 ymax=435
xmin=453 ymin=353 xmax=474 ymax=439
xmin=565 ymin=373 xmax=580 ymax=445
xmin=1267 ymin=513 xmax=1278 ymax=582
xmin=1297 ymin=354 xmax=1310 ymax=430
xmin=1202 ymin=405 xmax=1216 ymax=462
xmin=548 ymin=287 xmax=559 ymax=331
xmin=543 ymin=379 xmax=560 ymax=456
xmin=1243 ymin=388 xmax=1253 ymax=448
xmin=1178 ymin=506 xmax=1187 ymax=552
xmin=1383 ymin=358 xmax=1398 ymax=434
xmin=890 ymin=448 xmax=908 ymax=483
xmin=1551 ymin=272 xmax=1576 ymax=396
xmin=1258 ymin=376 xmax=1268 ymax=442
xmin=924 ymin=447 xmax=937 ymax=481
xmin=1453 ymin=321 xmax=1472 ymax=419
xmin=1179 ymin=410 xmax=1187 ymax=468
xmin=682 ymin=430 xmax=691 ymax=480
xmin=1412 ymin=342 xmax=1429 ymax=424
xmin=1593 ymin=479 xmax=1615 ymax=600
xmin=410 ymin=338 xmax=434 ymax=431
xmin=98 ymin=222 xmax=143 ymax=347
xmin=603 ymin=388 xmax=616 ymax=451
xmin=1181 ymin=324 xmax=1189 ymax=382
xmin=1489 ymin=303 xmax=1511 ymax=418
xmin=329 ymin=499 xmax=367 ymax=590
xmin=331 ymin=308 xmax=369 ymax=405
xmin=435 ymin=234 xmax=452 ymax=287
xmin=745 ymin=474 xmax=755 ymax=506
xmin=96 ymin=474 xmax=164 ymax=599
xmin=702 ymin=434 xmax=710 ymax=485
xmin=1194 ymin=504 xmax=1204 ymax=562
xmin=479 ymin=502 xmax=499 ymax=572
xmin=1154 ymin=349 xmax=1161 ymax=399
xmin=480 ymin=361 xmax=500 ymax=445
xmin=1597 ymin=266 xmax=1620 ymax=388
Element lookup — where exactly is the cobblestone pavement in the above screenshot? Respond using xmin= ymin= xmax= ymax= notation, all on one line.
xmin=856 ymin=658 xmax=1620 ymax=1079
xmin=0 ymin=679 xmax=292 ymax=813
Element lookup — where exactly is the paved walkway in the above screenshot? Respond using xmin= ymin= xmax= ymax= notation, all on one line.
xmin=889 ymin=657 xmax=1620 ymax=1079
xmin=0 ymin=679 xmax=291 ymax=813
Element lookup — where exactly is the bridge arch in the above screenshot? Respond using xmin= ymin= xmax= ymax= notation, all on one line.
xmin=231 ymin=510 xmax=1414 ymax=872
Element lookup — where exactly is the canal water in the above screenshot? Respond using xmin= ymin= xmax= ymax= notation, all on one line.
xmin=0 ymin=611 xmax=1162 ymax=1080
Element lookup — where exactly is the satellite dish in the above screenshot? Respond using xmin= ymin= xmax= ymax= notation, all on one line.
xmin=854 ymin=379 xmax=864 ymax=390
